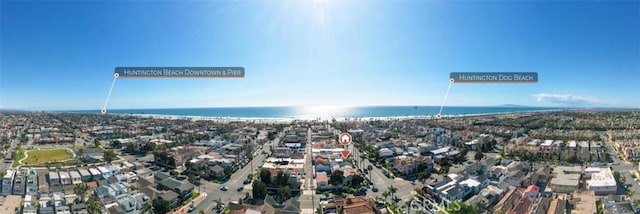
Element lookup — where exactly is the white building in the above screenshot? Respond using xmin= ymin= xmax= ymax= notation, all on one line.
xmin=78 ymin=169 xmax=92 ymax=182
xmin=69 ymin=171 xmax=82 ymax=184
xmin=586 ymin=167 xmax=617 ymax=195
xmin=2 ymin=170 xmax=15 ymax=196
xmin=378 ymin=148 xmax=394 ymax=158
xmin=48 ymin=171 xmax=60 ymax=186
xmin=89 ymin=168 xmax=102 ymax=180
xmin=98 ymin=166 xmax=112 ymax=179
xmin=59 ymin=171 xmax=71 ymax=185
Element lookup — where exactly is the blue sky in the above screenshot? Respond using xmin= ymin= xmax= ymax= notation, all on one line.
xmin=1 ymin=0 xmax=638 ymax=110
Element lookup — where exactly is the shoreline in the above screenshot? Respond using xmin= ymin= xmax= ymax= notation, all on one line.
xmin=97 ymin=109 xmax=568 ymax=123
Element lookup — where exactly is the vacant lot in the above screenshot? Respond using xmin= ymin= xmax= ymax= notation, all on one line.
xmin=24 ymin=148 xmax=73 ymax=165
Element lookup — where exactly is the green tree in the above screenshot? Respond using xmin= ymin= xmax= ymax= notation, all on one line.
xmin=86 ymin=195 xmax=101 ymax=214
xmin=474 ymin=152 xmax=484 ymax=162
xmin=382 ymin=191 xmax=390 ymax=203
xmin=252 ymin=180 xmax=268 ymax=200
xmin=188 ymin=174 xmax=197 ymax=185
xmin=404 ymin=198 xmax=413 ymax=214
xmin=330 ymin=170 xmax=345 ymax=186
xmin=277 ymin=186 xmax=291 ymax=203
xmin=110 ymin=140 xmax=121 ymax=149
xmin=214 ymin=198 xmax=223 ymax=209
xmin=322 ymin=191 xmax=331 ymax=199
xmin=627 ymin=189 xmax=635 ymax=198
xmin=93 ymin=139 xmax=100 ymax=148
xmin=388 ymin=185 xmax=398 ymax=200
xmin=473 ymin=201 xmax=487 ymax=214
xmin=152 ymin=198 xmax=172 ymax=214
xmin=349 ymin=175 xmax=365 ymax=188
xmin=103 ymin=149 xmax=117 ymax=162
xmin=417 ymin=172 xmax=431 ymax=184
xmin=275 ymin=170 xmax=290 ymax=186
xmin=259 ymin=169 xmax=271 ymax=185
xmin=74 ymin=183 xmax=89 ymax=202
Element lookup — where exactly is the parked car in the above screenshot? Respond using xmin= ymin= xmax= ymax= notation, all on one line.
xmin=220 ymin=186 xmax=228 ymax=191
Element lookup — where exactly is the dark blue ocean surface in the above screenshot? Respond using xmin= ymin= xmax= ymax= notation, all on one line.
xmin=69 ymin=106 xmax=564 ymax=119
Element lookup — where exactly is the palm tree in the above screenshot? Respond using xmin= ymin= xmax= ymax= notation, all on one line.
xmin=627 ymin=189 xmax=635 ymax=198
xmin=558 ymin=141 xmax=566 ymax=162
xmin=214 ymin=197 xmax=223 ymax=210
xmin=473 ymin=201 xmax=487 ymax=214
xmin=141 ymin=200 xmax=152 ymax=214
xmin=404 ymin=198 xmax=414 ymax=214
xmin=382 ymin=191 xmax=390 ymax=203
xmin=74 ymin=183 xmax=88 ymax=202
xmin=322 ymin=191 xmax=331 ymax=199
xmin=388 ymin=185 xmax=398 ymax=199
xmin=86 ymin=195 xmax=101 ymax=214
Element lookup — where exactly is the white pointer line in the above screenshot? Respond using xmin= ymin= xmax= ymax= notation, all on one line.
xmin=103 ymin=77 xmax=118 ymax=109
xmin=438 ymin=81 xmax=453 ymax=115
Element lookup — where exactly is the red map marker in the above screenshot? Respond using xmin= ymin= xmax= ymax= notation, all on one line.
xmin=341 ymin=150 xmax=350 ymax=159
xmin=339 ymin=133 xmax=352 ymax=145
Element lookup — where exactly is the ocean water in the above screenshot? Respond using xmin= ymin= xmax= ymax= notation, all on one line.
xmin=71 ymin=106 xmax=563 ymax=120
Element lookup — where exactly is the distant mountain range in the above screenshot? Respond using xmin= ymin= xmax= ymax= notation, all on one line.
xmin=498 ymin=104 xmax=533 ymax=107
xmin=0 ymin=108 xmax=26 ymax=112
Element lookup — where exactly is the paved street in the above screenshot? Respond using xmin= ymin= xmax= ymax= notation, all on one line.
xmin=605 ymin=139 xmax=640 ymax=202
xmin=192 ymin=131 xmax=282 ymax=213
xmin=153 ymin=126 xmax=415 ymax=213
xmin=360 ymin=156 xmax=415 ymax=203
xmin=0 ymin=138 xmax=17 ymax=172
xmin=299 ymin=128 xmax=318 ymax=214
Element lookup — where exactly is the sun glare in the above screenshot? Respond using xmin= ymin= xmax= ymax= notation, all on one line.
xmin=294 ymin=105 xmax=351 ymax=119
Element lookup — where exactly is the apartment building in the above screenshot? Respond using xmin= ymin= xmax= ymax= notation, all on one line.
xmin=2 ymin=170 xmax=16 ymax=196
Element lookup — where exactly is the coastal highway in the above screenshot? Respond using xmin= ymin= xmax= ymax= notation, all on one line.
xmin=193 ymin=131 xmax=284 ymax=213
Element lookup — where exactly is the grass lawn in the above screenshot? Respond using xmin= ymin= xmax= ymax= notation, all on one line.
xmin=24 ymin=148 xmax=73 ymax=165
xmin=12 ymin=149 xmax=25 ymax=167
